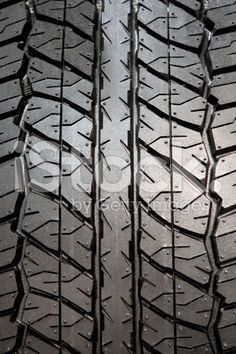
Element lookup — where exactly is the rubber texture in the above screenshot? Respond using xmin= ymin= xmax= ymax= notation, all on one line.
xmin=0 ymin=0 xmax=235 ymax=353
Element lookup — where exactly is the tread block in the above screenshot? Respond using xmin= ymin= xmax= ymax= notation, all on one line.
xmin=26 ymin=99 xmax=93 ymax=159
xmin=140 ymin=148 xmax=210 ymax=235
xmin=61 ymin=263 xmax=93 ymax=312
xmin=175 ymin=281 xmax=213 ymax=327
xmin=208 ymin=0 xmax=236 ymax=30
xmin=23 ymin=244 xmax=59 ymax=296
xmin=23 ymin=244 xmax=94 ymax=313
xmin=62 ymin=105 xmax=93 ymax=159
xmin=174 ymin=0 xmax=201 ymax=11
xmin=62 ymin=304 xmax=94 ymax=353
xmin=0 ymin=314 xmax=17 ymax=354
xmin=0 ymin=222 xmax=18 ymax=267
xmin=142 ymin=307 xmax=174 ymax=352
xmin=211 ymin=71 xmax=236 ymax=105
xmin=24 ymin=334 xmax=60 ymax=354
xmin=143 ymin=349 xmax=152 ymax=354
xmin=170 ymin=55 xmax=203 ymax=89
xmin=61 ymin=208 xmax=93 ymax=270
xmin=25 ymin=96 xmax=60 ymax=135
xmin=63 ymin=69 xmax=93 ymax=112
xmin=139 ymin=28 xmax=204 ymax=89
xmin=218 ymin=307 xmax=236 ymax=352
xmin=138 ymin=0 xmax=168 ymax=38
xmin=29 ymin=58 xmax=61 ymax=98
xmin=139 ymin=105 xmax=208 ymax=181
xmin=217 ymin=264 xmax=236 ymax=304
xmin=139 ymin=27 xmax=168 ymax=73
xmin=25 ymin=135 xmax=59 ymax=194
xmin=0 ymin=43 xmax=23 ymax=80
xmin=174 ymin=231 xmax=212 ymax=284
xmin=141 ymin=259 xmax=213 ymax=327
xmin=170 ymin=79 xmax=206 ymax=127
xmin=139 ymin=68 xmax=169 ymax=110
xmin=21 ymin=192 xmax=93 ymax=269
xmin=212 ymin=108 xmax=236 ymax=152
xmin=64 ymin=28 xmax=94 ymax=77
xmin=0 ymin=159 xmax=21 ymax=219
xmin=173 ymin=173 xmax=210 ymax=234
xmin=214 ymin=211 xmax=236 ymax=264
xmin=0 ymin=270 xmax=18 ymax=312
xmin=176 ymin=323 xmax=212 ymax=353
xmin=213 ymin=153 xmax=236 ymax=209
xmin=22 ymin=293 xmax=59 ymax=340
xmin=21 ymin=192 xmax=59 ymax=250
xmin=141 ymin=209 xmax=211 ymax=284
xmin=0 ymin=2 xmax=26 ymax=43
xmin=142 ymin=306 xmax=211 ymax=353
xmin=139 ymin=68 xmax=206 ymax=127
xmin=25 ymin=135 xmax=92 ymax=216
xmin=66 ymin=0 xmax=96 ymax=38
xmin=29 ymin=20 xmax=63 ymax=61
xmin=210 ymin=32 xmax=236 ymax=71
xmin=140 ymin=209 xmax=172 ymax=269
xmin=169 ymin=3 xmax=203 ymax=49
xmin=139 ymin=1 xmax=203 ymax=48
xmin=35 ymin=0 xmax=64 ymax=20
xmin=0 ymin=79 xmax=22 ymax=114
xmin=0 ymin=117 xmax=21 ymax=158
xmin=61 ymin=151 xmax=92 ymax=218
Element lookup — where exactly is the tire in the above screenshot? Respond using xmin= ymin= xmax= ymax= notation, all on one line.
xmin=0 ymin=0 xmax=235 ymax=353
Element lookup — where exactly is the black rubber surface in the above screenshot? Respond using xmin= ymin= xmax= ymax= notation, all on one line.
xmin=0 ymin=0 xmax=236 ymax=353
